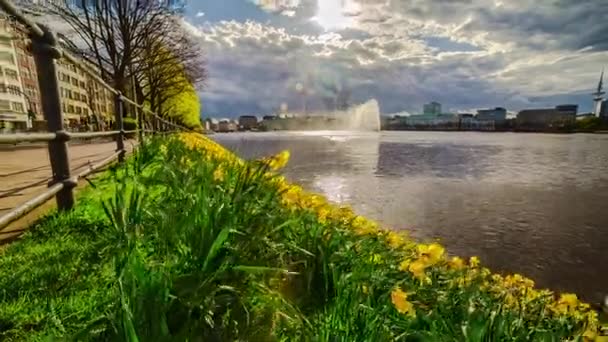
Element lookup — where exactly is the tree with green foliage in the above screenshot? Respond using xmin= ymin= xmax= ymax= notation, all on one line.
xmin=136 ymin=34 xmax=206 ymax=129
xmin=576 ymin=116 xmax=606 ymax=131
xmin=163 ymin=79 xmax=202 ymax=129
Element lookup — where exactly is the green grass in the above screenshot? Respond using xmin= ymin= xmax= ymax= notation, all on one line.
xmin=0 ymin=135 xmax=603 ymax=341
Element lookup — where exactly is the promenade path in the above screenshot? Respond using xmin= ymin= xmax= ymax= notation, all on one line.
xmin=0 ymin=140 xmax=136 ymax=242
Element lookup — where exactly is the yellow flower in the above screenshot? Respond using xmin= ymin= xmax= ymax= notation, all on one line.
xmin=317 ymin=207 xmax=330 ymax=223
xmin=362 ymin=285 xmax=369 ymax=294
xmin=555 ymin=293 xmax=579 ymax=314
xmin=448 ymin=256 xmax=465 ymax=270
xmin=262 ymin=150 xmax=290 ymax=170
xmin=213 ymin=166 xmax=225 ymax=182
xmin=352 ymin=216 xmax=378 ymax=235
xmin=386 ymin=231 xmax=407 ymax=248
xmin=417 ymin=243 xmax=445 ymax=266
xmin=391 ymin=288 xmax=416 ymax=317
xmin=469 ymin=256 xmax=480 ymax=268
xmin=583 ymin=329 xmax=597 ymax=341
xmin=408 ymin=259 xmax=428 ymax=280
xmin=490 ymin=274 xmax=504 ymax=286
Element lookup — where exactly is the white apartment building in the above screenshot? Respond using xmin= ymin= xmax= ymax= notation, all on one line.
xmin=0 ymin=16 xmax=29 ymax=132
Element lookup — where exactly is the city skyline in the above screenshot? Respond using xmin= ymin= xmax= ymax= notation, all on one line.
xmin=183 ymin=0 xmax=608 ymax=117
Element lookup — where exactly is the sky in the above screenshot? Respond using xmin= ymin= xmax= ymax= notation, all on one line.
xmin=182 ymin=0 xmax=608 ymax=117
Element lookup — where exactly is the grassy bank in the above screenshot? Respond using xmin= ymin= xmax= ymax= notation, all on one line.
xmin=0 ymin=133 xmax=604 ymax=341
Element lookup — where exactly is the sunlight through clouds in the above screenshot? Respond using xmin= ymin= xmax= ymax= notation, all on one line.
xmin=191 ymin=0 xmax=608 ymax=116
xmin=311 ymin=0 xmax=361 ymax=31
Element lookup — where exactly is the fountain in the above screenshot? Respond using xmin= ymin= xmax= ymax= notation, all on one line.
xmin=345 ymin=99 xmax=381 ymax=131
xmin=261 ymin=99 xmax=382 ymax=131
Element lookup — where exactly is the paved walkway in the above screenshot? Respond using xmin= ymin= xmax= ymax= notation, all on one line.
xmin=0 ymin=139 xmax=136 ymax=241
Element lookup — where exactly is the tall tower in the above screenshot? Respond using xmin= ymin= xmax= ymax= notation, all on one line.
xmin=593 ymin=68 xmax=605 ymax=117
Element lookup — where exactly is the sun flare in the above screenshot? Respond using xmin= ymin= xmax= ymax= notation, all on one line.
xmin=311 ymin=0 xmax=359 ymax=31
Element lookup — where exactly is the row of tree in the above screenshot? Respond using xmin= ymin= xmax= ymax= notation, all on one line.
xmin=24 ymin=0 xmax=206 ymax=129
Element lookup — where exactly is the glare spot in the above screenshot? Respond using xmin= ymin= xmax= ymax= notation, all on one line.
xmin=311 ymin=0 xmax=360 ymax=31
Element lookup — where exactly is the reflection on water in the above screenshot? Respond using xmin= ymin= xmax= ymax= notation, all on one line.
xmin=215 ymin=131 xmax=608 ymax=302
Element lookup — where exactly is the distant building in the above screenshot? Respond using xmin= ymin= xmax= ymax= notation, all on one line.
xmin=217 ymin=119 xmax=237 ymax=133
xmin=406 ymin=113 xmax=458 ymax=129
xmin=476 ymin=107 xmax=507 ymax=124
xmin=601 ymin=101 xmax=608 ymax=118
xmin=238 ymin=115 xmax=258 ymax=130
xmin=204 ymin=118 xmax=219 ymax=131
xmin=517 ymin=105 xmax=577 ymax=130
xmin=423 ymin=101 xmax=442 ymax=116
xmin=555 ymin=104 xmax=578 ymax=114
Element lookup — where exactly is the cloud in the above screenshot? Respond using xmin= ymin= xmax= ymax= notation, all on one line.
xmin=196 ymin=11 xmax=205 ymax=17
xmin=194 ymin=0 xmax=608 ymax=117
xmin=248 ymin=0 xmax=303 ymax=15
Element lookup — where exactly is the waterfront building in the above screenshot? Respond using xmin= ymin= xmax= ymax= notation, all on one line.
xmin=517 ymin=105 xmax=577 ymax=130
xmin=423 ymin=101 xmax=441 ymax=115
xmin=476 ymin=107 xmax=507 ymax=124
xmin=204 ymin=118 xmax=219 ymax=131
xmin=218 ymin=119 xmax=237 ymax=133
xmin=555 ymin=104 xmax=578 ymax=114
xmin=238 ymin=115 xmax=258 ymax=131
xmin=406 ymin=113 xmax=459 ymax=129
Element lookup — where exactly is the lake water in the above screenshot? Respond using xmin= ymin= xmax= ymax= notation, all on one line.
xmin=214 ymin=131 xmax=608 ymax=302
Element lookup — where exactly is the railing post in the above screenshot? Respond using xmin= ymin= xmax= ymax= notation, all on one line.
xmin=135 ymin=105 xmax=143 ymax=142
xmin=114 ymin=93 xmax=125 ymax=162
xmin=31 ymin=24 xmax=75 ymax=211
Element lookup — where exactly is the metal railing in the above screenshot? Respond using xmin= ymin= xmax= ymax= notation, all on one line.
xmin=0 ymin=0 xmax=191 ymax=231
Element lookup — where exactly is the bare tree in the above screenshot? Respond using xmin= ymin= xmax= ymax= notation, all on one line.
xmin=24 ymin=0 xmax=187 ymax=108
xmin=18 ymin=0 xmax=207 ymax=125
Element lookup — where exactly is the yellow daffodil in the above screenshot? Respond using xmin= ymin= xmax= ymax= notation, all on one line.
xmin=213 ymin=166 xmax=225 ymax=182
xmin=555 ymin=293 xmax=579 ymax=314
xmin=317 ymin=207 xmax=330 ymax=223
xmin=391 ymin=288 xmax=416 ymax=317
xmin=417 ymin=243 xmax=445 ymax=266
xmin=448 ymin=256 xmax=465 ymax=270
xmin=386 ymin=231 xmax=407 ymax=248
xmin=469 ymin=256 xmax=480 ymax=268
xmin=408 ymin=259 xmax=428 ymax=280
xmin=261 ymin=150 xmax=290 ymax=170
